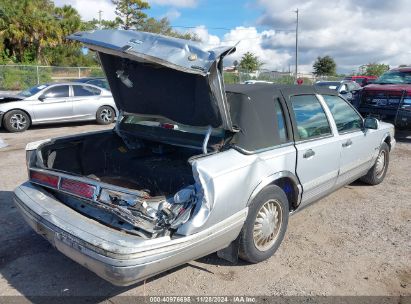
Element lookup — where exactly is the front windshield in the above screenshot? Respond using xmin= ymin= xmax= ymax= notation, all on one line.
xmin=375 ymin=71 xmax=411 ymax=84
xmin=18 ymin=84 xmax=50 ymax=97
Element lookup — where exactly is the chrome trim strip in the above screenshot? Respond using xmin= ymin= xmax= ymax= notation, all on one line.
xmin=233 ymin=142 xmax=294 ymax=155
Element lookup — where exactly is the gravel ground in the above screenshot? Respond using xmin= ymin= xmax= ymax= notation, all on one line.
xmin=0 ymin=123 xmax=410 ymax=300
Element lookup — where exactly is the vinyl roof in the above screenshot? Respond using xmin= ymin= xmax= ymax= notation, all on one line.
xmin=225 ymin=84 xmax=338 ymax=102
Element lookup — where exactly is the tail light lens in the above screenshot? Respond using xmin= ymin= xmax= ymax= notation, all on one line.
xmin=30 ymin=171 xmax=59 ymax=188
xmin=60 ymin=178 xmax=96 ymax=199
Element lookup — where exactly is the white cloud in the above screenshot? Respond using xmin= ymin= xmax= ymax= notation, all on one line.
xmin=149 ymin=0 xmax=198 ymax=8
xmin=54 ymin=0 xmax=116 ymax=21
xmin=163 ymin=8 xmax=181 ymax=21
xmin=193 ymin=26 xmax=293 ymax=71
xmin=191 ymin=26 xmax=221 ymax=47
xmin=255 ymin=0 xmax=411 ymax=73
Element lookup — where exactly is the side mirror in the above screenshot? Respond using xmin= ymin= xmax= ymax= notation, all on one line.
xmin=364 ymin=117 xmax=379 ymax=130
xmin=339 ymin=90 xmax=348 ymax=95
xmin=38 ymin=95 xmax=45 ymax=101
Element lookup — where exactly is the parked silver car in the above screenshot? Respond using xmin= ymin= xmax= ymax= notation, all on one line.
xmin=0 ymin=82 xmax=117 ymax=132
xmin=14 ymin=30 xmax=395 ymax=286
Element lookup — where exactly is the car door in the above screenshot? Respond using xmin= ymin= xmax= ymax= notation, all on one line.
xmin=320 ymin=94 xmax=379 ymax=187
xmin=289 ymin=94 xmax=341 ymax=206
xmin=71 ymin=84 xmax=102 ymax=120
xmin=33 ymin=85 xmax=73 ymax=122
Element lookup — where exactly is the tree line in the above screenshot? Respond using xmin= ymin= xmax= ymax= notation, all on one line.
xmin=312 ymin=56 xmax=399 ymax=77
xmin=0 ymin=0 xmax=198 ymax=66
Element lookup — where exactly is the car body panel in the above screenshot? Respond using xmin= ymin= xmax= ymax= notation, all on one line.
xmin=178 ymin=145 xmax=298 ymax=235
xmin=67 ymin=30 xmax=236 ymax=131
xmin=14 ymin=182 xmax=246 ymax=285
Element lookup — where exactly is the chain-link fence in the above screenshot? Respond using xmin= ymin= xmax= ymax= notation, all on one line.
xmin=0 ymin=65 xmax=104 ymax=91
xmin=0 ymin=64 xmax=346 ymax=91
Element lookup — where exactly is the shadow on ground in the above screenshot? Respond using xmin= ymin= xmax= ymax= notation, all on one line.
xmin=395 ymin=131 xmax=411 ymax=144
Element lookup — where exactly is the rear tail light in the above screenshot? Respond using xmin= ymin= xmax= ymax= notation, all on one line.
xmin=60 ymin=178 xmax=96 ymax=199
xmin=30 ymin=171 xmax=59 ymax=188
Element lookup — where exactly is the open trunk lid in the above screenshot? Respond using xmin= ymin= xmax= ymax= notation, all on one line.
xmin=67 ymin=30 xmax=236 ymax=131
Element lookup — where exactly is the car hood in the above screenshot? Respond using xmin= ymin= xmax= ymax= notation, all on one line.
xmin=68 ymin=30 xmax=236 ymax=131
xmin=0 ymin=94 xmax=24 ymax=103
xmin=364 ymin=83 xmax=411 ymax=92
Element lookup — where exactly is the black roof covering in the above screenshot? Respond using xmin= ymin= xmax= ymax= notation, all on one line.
xmin=225 ymin=84 xmax=338 ymax=152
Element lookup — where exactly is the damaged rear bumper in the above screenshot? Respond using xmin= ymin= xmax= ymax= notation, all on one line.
xmin=14 ymin=182 xmax=247 ymax=286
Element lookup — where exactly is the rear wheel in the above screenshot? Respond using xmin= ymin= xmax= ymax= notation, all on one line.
xmin=96 ymin=106 xmax=115 ymax=125
xmin=360 ymin=142 xmax=389 ymax=185
xmin=3 ymin=110 xmax=30 ymax=132
xmin=239 ymin=185 xmax=289 ymax=263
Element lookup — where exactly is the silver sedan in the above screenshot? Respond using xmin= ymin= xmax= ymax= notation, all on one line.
xmin=0 ymin=82 xmax=118 ymax=132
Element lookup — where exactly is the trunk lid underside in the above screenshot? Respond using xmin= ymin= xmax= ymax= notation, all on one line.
xmin=67 ymin=29 xmax=236 ymax=131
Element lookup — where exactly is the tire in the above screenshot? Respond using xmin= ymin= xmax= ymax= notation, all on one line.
xmin=360 ymin=142 xmax=389 ymax=185
xmin=239 ymin=185 xmax=289 ymax=263
xmin=96 ymin=106 xmax=115 ymax=125
xmin=3 ymin=110 xmax=30 ymax=132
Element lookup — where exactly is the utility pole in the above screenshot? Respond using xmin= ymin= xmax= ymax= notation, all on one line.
xmin=98 ymin=10 xmax=103 ymax=29
xmin=295 ymin=8 xmax=299 ymax=82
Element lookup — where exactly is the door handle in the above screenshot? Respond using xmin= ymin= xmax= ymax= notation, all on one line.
xmin=342 ymin=139 xmax=353 ymax=148
xmin=303 ymin=149 xmax=315 ymax=158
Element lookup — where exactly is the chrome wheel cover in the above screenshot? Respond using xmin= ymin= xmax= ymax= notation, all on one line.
xmin=375 ymin=150 xmax=386 ymax=178
xmin=100 ymin=108 xmax=113 ymax=122
xmin=10 ymin=113 xmax=27 ymax=130
xmin=253 ymin=199 xmax=282 ymax=251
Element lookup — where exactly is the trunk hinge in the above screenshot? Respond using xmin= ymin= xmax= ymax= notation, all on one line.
xmin=202 ymin=126 xmax=212 ymax=154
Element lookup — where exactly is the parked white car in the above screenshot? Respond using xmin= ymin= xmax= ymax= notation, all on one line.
xmin=0 ymin=82 xmax=118 ymax=132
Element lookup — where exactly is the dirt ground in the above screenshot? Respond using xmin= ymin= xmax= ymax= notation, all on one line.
xmin=0 ymin=122 xmax=410 ymax=300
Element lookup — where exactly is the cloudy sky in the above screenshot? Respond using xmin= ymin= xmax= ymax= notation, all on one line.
xmin=54 ymin=0 xmax=411 ymax=74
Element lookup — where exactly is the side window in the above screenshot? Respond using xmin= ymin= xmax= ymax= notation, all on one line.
xmin=274 ymin=99 xmax=288 ymax=143
xmin=322 ymin=95 xmax=363 ymax=133
xmin=42 ymin=85 xmax=69 ymax=98
xmin=290 ymin=95 xmax=332 ymax=140
xmin=73 ymin=85 xmax=101 ymax=97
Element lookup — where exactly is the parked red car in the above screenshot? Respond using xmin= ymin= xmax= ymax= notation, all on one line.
xmin=344 ymin=75 xmax=377 ymax=87
xmin=355 ymin=67 xmax=411 ymax=129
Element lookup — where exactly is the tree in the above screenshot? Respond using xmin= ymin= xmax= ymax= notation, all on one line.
xmin=313 ymin=56 xmax=337 ymax=76
xmin=139 ymin=17 xmax=199 ymax=40
xmin=364 ymin=63 xmax=390 ymax=76
xmin=239 ymin=52 xmax=263 ymax=72
xmin=112 ymin=0 xmax=150 ymax=30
